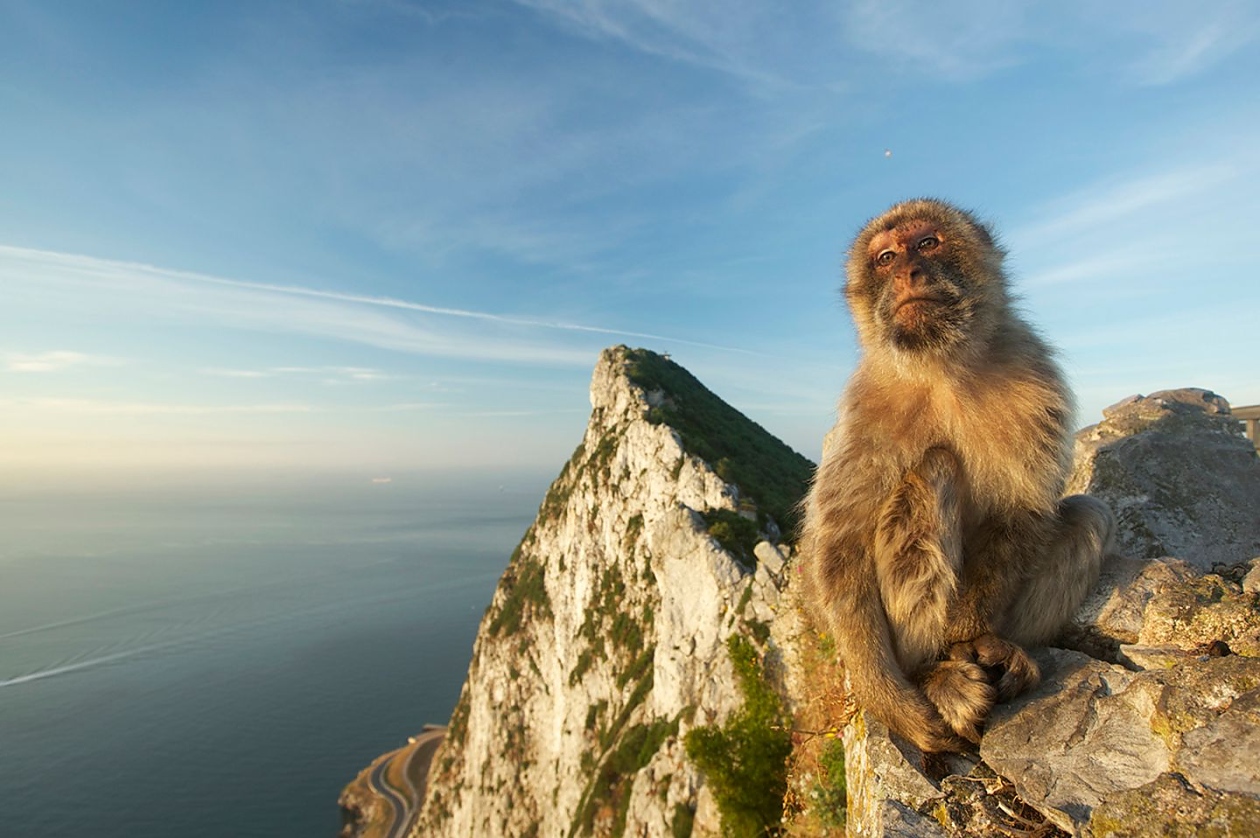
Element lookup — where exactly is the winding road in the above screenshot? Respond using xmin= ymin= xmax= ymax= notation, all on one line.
xmin=369 ymin=759 xmax=409 ymax=838
xmin=366 ymin=727 xmax=447 ymax=838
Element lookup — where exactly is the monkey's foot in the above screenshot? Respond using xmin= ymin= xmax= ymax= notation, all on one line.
xmin=950 ymin=634 xmax=1040 ymax=702
xmin=903 ymin=712 xmax=969 ymax=755
xmin=919 ymin=659 xmax=994 ymax=744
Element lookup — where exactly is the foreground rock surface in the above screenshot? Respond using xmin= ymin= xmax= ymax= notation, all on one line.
xmin=984 ymin=648 xmax=1260 ymax=834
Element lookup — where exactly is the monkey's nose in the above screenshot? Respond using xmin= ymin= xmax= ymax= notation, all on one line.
xmin=901 ymin=264 xmax=925 ymax=287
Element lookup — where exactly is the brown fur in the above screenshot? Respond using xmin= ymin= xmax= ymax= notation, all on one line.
xmin=801 ymin=198 xmax=1115 ymax=753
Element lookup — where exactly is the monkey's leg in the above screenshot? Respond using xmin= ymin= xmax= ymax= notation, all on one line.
xmin=1001 ymin=494 xmax=1115 ymax=648
xmin=874 ymin=446 xmax=963 ymax=671
xmin=948 ymin=497 xmax=1111 ymax=701
xmin=945 ymin=511 xmax=1072 ymax=703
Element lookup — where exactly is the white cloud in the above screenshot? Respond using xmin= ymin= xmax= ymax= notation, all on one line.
xmin=0 ymin=396 xmax=592 ymax=419
xmin=1007 ymin=163 xmax=1238 ymax=247
xmin=1017 ymin=251 xmax=1169 ymax=290
xmin=1003 ymin=156 xmax=1257 ymax=307
xmin=511 ymin=0 xmax=797 ymax=88
xmin=844 ymin=1 xmax=1260 ymax=88
xmin=4 ymin=350 xmax=117 ymax=373
xmin=443 ymin=407 xmax=590 ymax=418
xmin=842 ymin=0 xmax=1029 ymax=81
xmin=1131 ymin=22 xmax=1235 ymax=85
xmin=1 ymin=397 xmax=315 ymax=416
xmin=201 ymin=368 xmax=273 ymax=379
xmin=202 ymin=365 xmax=394 ymax=382
xmin=0 ymin=244 xmax=753 ymax=366
xmin=1117 ymin=2 xmax=1260 ymax=86
xmin=6 ymin=350 xmax=87 ymax=373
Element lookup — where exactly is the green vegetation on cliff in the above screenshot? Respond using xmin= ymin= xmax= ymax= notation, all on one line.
xmin=622 ymin=347 xmax=814 ymax=540
xmin=700 ymin=508 xmax=761 ymax=567
xmin=488 ymin=547 xmax=552 ymax=636
xmin=684 ymin=635 xmax=792 ymax=837
xmin=573 ymin=716 xmax=678 ymax=838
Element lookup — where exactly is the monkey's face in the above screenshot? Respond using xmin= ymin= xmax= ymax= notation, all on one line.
xmin=845 ymin=200 xmax=1004 ymax=357
xmin=865 ymin=219 xmax=972 ymax=352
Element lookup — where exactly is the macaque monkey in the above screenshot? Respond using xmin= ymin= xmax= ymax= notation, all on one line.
xmin=801 ymin=198 xmax=1114 ymax=753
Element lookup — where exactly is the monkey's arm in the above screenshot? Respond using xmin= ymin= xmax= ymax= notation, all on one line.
xmin=872 ymin=446 xmax=962 ymax=670
xmin=942 ymin=514 xmax=1037 ymax=642
xmin=804 ymin=444 xmax=967 ymax=753
xmin=810 ymin=548 xmax=966 ymax=754
xmin=868 ymin=447 xmax=1001 ymax=743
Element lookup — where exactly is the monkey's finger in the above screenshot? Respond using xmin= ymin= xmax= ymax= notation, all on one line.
xmin=970 ymin=632 xmax=1014 ymax=666
xmin=946 ymin=640 xmax=979 ymax=663
xmin=994 ymin=648 xmax=1041 ymax=702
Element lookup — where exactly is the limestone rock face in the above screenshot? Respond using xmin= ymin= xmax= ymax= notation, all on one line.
xmin=1069 ymin=554 xmax=1260 ymax=661
xmin=412 ymin=346 xmax=811 ymax=838
xmin=1067 ymin=388 xmax=1260 ymax=568
xmin=842 ymin=387 xmax=1260 ymax=838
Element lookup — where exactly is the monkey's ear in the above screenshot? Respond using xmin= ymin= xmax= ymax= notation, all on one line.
xmin=967 ymin=216 xmax=997 ymax=249
xmin=967 ymin=217 xmax=1009 ymax=263
xmin=975 ymin=224 xmax=994 ymax=247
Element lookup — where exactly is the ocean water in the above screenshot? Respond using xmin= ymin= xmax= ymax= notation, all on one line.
xmin=0 ymin=472 xmax=547 ymax=838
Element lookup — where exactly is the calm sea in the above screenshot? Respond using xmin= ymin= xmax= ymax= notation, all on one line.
xmin=0 ymin=471 xmax=547 ymax=838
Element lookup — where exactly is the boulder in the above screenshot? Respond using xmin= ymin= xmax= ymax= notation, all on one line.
xmin=1067 ymin=388 xmax=1260 ymax=569
xmin=984 ymin=647 xmax=1260 ymax=834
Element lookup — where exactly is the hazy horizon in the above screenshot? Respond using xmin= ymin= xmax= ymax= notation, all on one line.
xmin=0 ymin=461 xmax=562 ymax=501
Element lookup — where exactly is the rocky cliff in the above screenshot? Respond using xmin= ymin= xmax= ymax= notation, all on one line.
xmin=404 ymin=354 xmax=1260 ymax=837
xmin=412 ymin=346 xmax=813 ymax=837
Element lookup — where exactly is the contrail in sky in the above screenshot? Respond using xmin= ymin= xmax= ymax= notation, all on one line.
xmin=185 ymin=272 xmax=760 ymax=355
xmin=0 ymin=244 xmax=758 ymax=356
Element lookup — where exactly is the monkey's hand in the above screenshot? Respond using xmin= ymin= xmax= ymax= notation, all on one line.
xmin=949 ymin=634 xmax=1040 ymax=702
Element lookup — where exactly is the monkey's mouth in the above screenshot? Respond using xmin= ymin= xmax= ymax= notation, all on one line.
xmin=894 ymin=295 xmax=949 ymax=314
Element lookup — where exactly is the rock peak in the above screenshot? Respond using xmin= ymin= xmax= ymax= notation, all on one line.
xmin=411 ymin=346 xmax=811 ymax=838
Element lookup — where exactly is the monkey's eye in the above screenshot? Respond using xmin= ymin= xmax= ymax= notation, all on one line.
xmin=916 ymin=235 xmax=940 ymax=251
xmin=875 ymin=250 xmax=896 ymax=267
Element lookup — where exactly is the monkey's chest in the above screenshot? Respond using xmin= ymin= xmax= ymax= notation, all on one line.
xmin=924 ymin=404 xmax=1057 ymax=515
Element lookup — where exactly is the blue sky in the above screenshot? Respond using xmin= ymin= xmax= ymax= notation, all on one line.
xmin=2 ymin=0 xmax=1258 ymax=486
